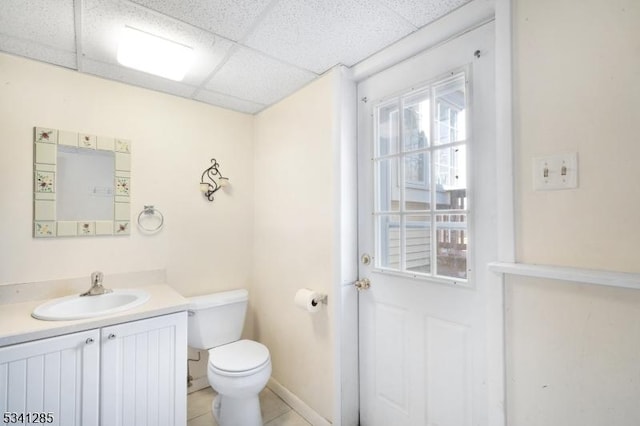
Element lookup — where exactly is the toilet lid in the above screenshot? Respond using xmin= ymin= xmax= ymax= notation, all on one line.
xmin=209 ymin=340 xmax=270 ymax=372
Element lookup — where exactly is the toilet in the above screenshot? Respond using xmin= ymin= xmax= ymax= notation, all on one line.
xmin=187 ymin=289 xmax=271 ymax=426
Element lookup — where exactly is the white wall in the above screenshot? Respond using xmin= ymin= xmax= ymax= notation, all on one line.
xmin=0 ymin=52 xmax=255 ymax=298
xmin=253 ymin=71 xmax=338 ymax=422
xmin=509 ymin=0 xmax=640 ymax=424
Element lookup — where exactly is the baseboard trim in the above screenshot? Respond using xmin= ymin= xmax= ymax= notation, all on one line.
xmin=187 ymin=376 xmax=210 ymax=394
xmin=267 ymin=377 xmax=331 ymax=426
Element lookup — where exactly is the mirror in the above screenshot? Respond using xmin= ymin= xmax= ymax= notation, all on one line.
xmin=33 ymin=127 xmax=131 ymax=237
xmin=57 ymin=146 xmax=115 ymax=221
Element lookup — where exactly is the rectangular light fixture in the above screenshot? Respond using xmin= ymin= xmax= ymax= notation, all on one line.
xmin=117 ymin=26 xmax=194 ymax=81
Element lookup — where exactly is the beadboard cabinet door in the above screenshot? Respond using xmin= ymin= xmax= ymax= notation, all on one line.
xmin=100 ymin=312 xmax=187 ymax=426
xmin=0 ymin=329 xmax=100 ymax=426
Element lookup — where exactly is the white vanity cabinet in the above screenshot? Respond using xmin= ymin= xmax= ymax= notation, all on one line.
xmin=0 ymin=312 xmax=187 ymax=426
xmin=0 ymin=329 xmax=100 ymax=426
xmin=101 ymin=312 xmax=187 ymax=426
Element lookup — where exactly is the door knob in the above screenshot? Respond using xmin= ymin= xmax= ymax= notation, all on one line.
xmin=354 ymin=278 xmax=371 ymax=291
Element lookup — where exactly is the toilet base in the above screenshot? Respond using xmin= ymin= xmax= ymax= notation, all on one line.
xmin=212 ymin=394 xmax=262 ymax=426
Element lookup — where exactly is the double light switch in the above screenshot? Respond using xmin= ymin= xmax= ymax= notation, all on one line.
xmin=533 ymin=152 xmax=578 ymax=191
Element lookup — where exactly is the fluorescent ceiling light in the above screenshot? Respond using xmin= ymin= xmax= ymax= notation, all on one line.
xmin=117 ymin=26 xmax=194 ymax=81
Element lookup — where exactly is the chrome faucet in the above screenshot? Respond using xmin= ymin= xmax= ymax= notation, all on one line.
xmin=80 ymin=271 xmax=112 ymax=296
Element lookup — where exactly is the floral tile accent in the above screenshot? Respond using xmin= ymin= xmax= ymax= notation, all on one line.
xmin=115 ymin=176 xmax=130 ymax=196
xmin=78 ymin=133 xmax=97 ymax=149
xmin=34 ymin=221 xmax=55 ymax=237
xmin=77 ymin=222 xmax=95 ymax=236
xmin=35 ymin=171 xmax=55 ymax=193
xmin=115 ymin=139 xmax=131 ymax=153
xmin=35 ymin=127 xmax=58 ymax=144
xmin=115 ymin=221 xmax=130 ymax=235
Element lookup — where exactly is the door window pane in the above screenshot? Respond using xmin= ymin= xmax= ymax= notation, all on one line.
xmin=377 ymin=215 xmax=401 ymax=269
xmin=404 ymin=151 xmax=431 ymax=211
xmin=434 ymin=76 xmax=466 ymax=145
xmin=436 ymin=214 xmax=467 ymax=279
xmin=405 ymin=216 xmax=431 ymax=274
xmin=377 ymin=102 xmax=399 ymax=156
xmin=376 ymin=158 xmax=400 ymax=212
xmin=434 ymin=145 xmax=467 ymax=210
xmin=402 ymin=91 xmax=430 ymax=152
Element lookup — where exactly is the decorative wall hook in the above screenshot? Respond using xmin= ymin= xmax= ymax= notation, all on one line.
xmin=199 ymin=158 xmax=229 ymax=201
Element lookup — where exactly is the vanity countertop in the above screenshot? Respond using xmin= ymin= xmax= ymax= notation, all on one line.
xmin=0 ymin=284 xmax=189 ymax=347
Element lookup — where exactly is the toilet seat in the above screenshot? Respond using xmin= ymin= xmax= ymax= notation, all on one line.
xmin=209 ymin=339 xmax=270 ymax=377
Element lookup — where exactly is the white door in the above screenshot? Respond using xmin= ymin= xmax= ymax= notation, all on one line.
xmin=0 ymin=330 xmax=100 ymax=426
xmin=101 ymin=312 xmax=188 ymax=426
xmin=357 ymin=22 xmax=498 ymax=426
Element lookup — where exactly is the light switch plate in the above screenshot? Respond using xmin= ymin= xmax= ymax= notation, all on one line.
xmin=533 ymin=152 xmax=578 ymax=191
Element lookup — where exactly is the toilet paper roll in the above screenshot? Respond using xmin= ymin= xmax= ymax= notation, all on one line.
xmin=294 ymin=288 xmax=322 ymax=313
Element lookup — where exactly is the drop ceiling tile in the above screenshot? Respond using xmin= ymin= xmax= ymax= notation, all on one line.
xmin=82 ymin=0 xmax=234 ymax=88
xmin=0 ymin=0 xmax=76 ymax=51
xmin=129 ymin=0 xmax=274 ymax=41
xmin=0 ymin=35 xmax=76 ymax=69
xmin=82 ymin=58 xmax=197 ymax=99
xmin=245 ymin=0 xmax=417 ymax=74
xmin=205 ymin=47 xmax=317 ymax=105
xmin=378 ymin=0 xmax=472 ymax=28
xmin=0 ymin=0 xmax=76 ymax=68
xmin=194 ymin=90 xmax=266 ymax=115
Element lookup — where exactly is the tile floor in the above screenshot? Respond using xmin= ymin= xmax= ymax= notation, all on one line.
xmin=187 ymin=386 xmax=311 ymax=426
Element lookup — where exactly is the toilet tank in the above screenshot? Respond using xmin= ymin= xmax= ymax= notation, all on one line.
xmin=187 ymin=289 xmax=248 ymax=350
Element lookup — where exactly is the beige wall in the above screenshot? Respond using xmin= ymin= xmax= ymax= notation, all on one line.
xmin=0 ymin=51 xmax=340 ymax=420
xmin=0 ymin=52 xmax=255 ymax=297
xmin=506 ymin=275 xmax=640 ymax=425
xmin=253 ymin=72 xmax=337 ymax=422
xmin=515 ymin=0 xmax=639 ymax=269
xmin=509 ymin=0 xmax=640 ymax=424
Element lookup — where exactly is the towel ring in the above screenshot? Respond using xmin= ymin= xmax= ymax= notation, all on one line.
xmin=137 ymin=205 xmax=164 ymax=233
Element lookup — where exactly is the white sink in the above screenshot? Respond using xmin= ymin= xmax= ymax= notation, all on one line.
xmin=32 ymin=289 xmax=150 ymax=321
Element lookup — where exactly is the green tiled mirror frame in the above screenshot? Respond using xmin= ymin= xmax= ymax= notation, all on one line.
xmin=33 ymin=126 xmax=131 ymax=238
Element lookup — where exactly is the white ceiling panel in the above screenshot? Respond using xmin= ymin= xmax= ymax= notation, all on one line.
xmin=82 ymin=0 xmax=234 ymax=88
xmin=378 ymin=0 xmax=471 ymax=28
xmin=205 ymin=47 xmax=317 ymax=105
xmin=0 ymin=0 xmax=76 ymax=52
xmin=129 ymin=0 xmax=274 ymax=42
xmin=0 ymin=35 xmax=77 ymax=69
xmin=194 ymin=89 xmax=266 ymax=115
xmin=0 ymin=0 xmax=473 ymax=114
xmin=82 ymin=58 xmax=197 ymax=99
xmin=245 ymin=0 xmax=417 ymax=74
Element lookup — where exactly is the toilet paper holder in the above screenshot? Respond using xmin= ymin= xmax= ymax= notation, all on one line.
xmin=312 ymin=293 xmax=328 ymax=306
xmin=295 ymin=288 xmax=328 ymax=312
